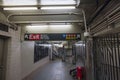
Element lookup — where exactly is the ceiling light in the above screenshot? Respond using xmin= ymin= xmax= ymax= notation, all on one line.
xmin=49 ymin=25 xmax=72 ymax=28
xmin=3 ymin=7 xmax=37 ymax=10
xmin=26 ymin=25 xmax=48 ymax=29
xmin=41 ymin=6 xmax=75 ymax=10
xmin=41 ymin=0 xmax=76 ymax=5
xmin=3 ymin=0 xmax=36 ymax=5
xmin=26 ymin=25 xmax=72 ymax=31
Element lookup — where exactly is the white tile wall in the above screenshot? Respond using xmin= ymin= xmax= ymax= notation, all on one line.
xmin=21 ymin=41 xmax=49 ymax=79
xmin=5 ymin=27 xmax=21 ymax=80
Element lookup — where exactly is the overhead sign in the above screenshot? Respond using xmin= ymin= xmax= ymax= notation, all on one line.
xmin=24 ymin=33 xmax=81 ymax=41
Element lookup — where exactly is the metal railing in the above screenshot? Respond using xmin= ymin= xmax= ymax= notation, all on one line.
xmin=93 ymin=33 xmax=120 ymax=80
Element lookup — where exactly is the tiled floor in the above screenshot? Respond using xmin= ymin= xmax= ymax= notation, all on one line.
xmin=24 ymin=60 xmax=75 ymax=80
xmin=23 ymin=56 xmax=85 ymax=80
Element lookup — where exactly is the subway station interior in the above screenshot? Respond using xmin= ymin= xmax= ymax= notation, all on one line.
xmin=0 ymin=0 xmax=120 ymax=80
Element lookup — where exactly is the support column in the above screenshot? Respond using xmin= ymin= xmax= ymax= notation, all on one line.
xmin=85 ymin=37 xmax=94 ymax=80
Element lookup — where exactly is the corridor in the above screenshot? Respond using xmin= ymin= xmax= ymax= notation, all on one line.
xmin=0 ymin=0 xmax=120 ymax=80
xmin=24 ymin=60 xmax=75 ymax=80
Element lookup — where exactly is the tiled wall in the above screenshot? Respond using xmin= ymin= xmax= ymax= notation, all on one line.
xmin=0 ymin=23 xmax=50 ymax=80
xmin=6 ymin=27 xmax=21 ymax=80
xmin=21 ymin=41 xmax=49 ymax=79
xmin=0 ymin=27 xmax=21 ymax=80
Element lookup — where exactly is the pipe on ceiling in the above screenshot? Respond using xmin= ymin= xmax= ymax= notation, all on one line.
xmin=7 ymin=12 xmax=81 ymax=23
xmin=10 ymin=20 xmax=83 ymax=24
xmin=88 ymin=0 xmax=112 ymax=25
xmin=76 ymin=0 xmax=80 ymax=7
xmin=91 ymin=6 xmax=120 ymax=34
xmin=8 ymin=12 xmax=81 ymax=16
xmin=90 ymin=4 xmax=120 ymax=30
xmin=82 ymin=9 xmax=87 ymax=32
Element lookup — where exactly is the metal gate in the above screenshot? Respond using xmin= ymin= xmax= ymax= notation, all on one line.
xmin=93 ymin=33 xmax=120 ymax=80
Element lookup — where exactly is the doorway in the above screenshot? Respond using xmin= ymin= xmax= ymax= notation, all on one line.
xmin=0 ymin=37 xmax=8 ymax=80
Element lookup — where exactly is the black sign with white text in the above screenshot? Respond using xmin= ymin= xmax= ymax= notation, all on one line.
xmin=24 ymin=33 xmax=81 ymax=41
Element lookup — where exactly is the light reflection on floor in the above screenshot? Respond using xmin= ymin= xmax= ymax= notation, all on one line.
xmin=23 ymin=58 xmax=84 ymax=80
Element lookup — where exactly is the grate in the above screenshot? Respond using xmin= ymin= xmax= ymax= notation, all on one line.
xmin=93 ymin=33 xmax=120 ymax=80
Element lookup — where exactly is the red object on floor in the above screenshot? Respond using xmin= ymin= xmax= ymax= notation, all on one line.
xmin=77 ymin=66 xmax=82 ymax=80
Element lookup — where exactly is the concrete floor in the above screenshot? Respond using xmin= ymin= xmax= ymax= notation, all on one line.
xmin=23 ymin=60 xmax=75 ymax=80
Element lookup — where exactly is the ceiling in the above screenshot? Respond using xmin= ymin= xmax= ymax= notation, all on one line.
xmin=0 ymin=0 xmax=105 ymax=30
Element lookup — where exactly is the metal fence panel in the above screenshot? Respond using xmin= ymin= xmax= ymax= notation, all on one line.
xmin=93 ymin=33 xmax=120 ymax=80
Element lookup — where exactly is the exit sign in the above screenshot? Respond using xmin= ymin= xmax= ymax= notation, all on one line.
xmin=24 ymin=33 xmax=81 ymax=41
xmin=24 ymin=34 xmax=41 ymax=40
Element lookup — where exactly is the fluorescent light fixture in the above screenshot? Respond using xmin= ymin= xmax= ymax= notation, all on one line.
xmin=26 ymin=25 xmax=48 ymax=29
xmin=39 ymin=44 xmax=52 ymax=47
xmin=49 ymin=25 xmax=72 ymax=28
xmin=41 ymin=6 xmax=75 ymax=10
xmin=26 ymin=24 xmax=73 ymax=33
xmin=3 ymin=0 xmax=36 ymax=5
xmin=3 ymin=7 xmax=37 ymax=10
xmin=41 ymin=0 xmax=76 ymax=5
xmin=27 ymin=25 xmax=72 ymax=28
xmin=75 ymin=44 xmax=85 ymax=46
